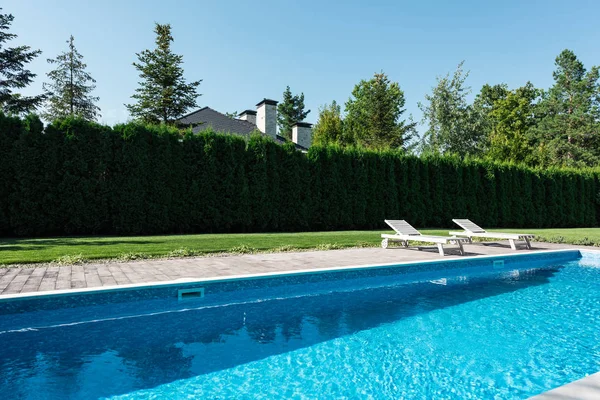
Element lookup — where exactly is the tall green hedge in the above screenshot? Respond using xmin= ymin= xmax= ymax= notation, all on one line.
xmin=0 ymin=114 xmax=598 ymax=237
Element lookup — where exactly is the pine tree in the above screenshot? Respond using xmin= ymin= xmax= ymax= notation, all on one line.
xmin=345 ymin=72 xmax=416 ymax=150
xmin=126 ymin=23 xmax=201 ymax=124
xmin=277 ymin=86 xmax=310 ymax=140
xmin=531 ymin=50 xmax=600 ymax=167
xmin=0 ymin=8 xmax=45 ymax=114
xmin=42 ymin=35 xmax=100 ymax=121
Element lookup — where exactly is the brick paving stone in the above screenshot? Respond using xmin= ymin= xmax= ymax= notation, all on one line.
xmin=44 ymin=270 xmax=59 ymax=279
xmin=0 ymin=268 xmax=20 ymax=291
xmin=22 ymin=273 xmax=44 ymax=292
xmin=17 ymin=268 xmax=34 ymax=276
xmin=38 ymin=278 xmax=56 ymax=292
xmin=55 ymin=280 xmax=71 ymax=290
xmin=3 ymin=274 xmax=30 ymax=293
xmin=84 ymin=271 xmax=102 ymax=287
xmin=97 ymin=266 xmax=112 ymax=277
xmin=99 ymin=275 xmax=117 ymax=286
xmin=71 ymin=280 xmax=86 ymax=289
xmin=31 ymin=267 xmax=47 ymax=276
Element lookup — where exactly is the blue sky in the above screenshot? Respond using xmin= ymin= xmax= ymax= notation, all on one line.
xmin=4 ymin=0 xmax=600 ymax=129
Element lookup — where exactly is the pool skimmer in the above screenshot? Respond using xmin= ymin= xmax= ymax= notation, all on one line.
xmin=178 ymin=288 xmax=205 ymax=301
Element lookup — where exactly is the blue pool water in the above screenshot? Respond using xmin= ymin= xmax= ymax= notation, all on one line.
xmin=1 ymin=251 xmax=599 ymax=399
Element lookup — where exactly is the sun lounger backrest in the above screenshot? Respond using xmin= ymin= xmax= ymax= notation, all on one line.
xmin=385 ymin=220 xmax=421 ymax=236
xmin=452 ymin=219 xmax=486 ymax=233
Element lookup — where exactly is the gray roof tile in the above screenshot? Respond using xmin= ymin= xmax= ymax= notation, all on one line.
xmin=178 ymin=107 xmax=308 ymax=151
xmin=177 ymin=107 xmax=258 ymax=137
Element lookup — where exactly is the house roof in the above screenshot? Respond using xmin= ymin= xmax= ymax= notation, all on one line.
xmin=177 ymin=107 xmax=258 ymax=137
xmin=177 ymin=106 xmax=308 ymax=151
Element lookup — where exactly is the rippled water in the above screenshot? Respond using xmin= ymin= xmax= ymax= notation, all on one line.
xmin=1 ymin=256 xmax=599 ymax=399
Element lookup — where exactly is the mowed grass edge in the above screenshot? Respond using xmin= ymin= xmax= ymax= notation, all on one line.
xmin=1 ymin=228 xmax=599 ymax=265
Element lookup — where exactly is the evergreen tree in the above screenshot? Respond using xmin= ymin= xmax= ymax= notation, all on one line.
xmin=418 ymin=62 xmax=483 ymax=156
xmin=126 ymin=23 xmax=201 ymax=124
xmin=0 ymin=8 xmax=45 ymax=114
xmin=277 ymin=86 xmax=310 ymax=140
xmin=531 ymin=49 xmax=600 ymax=167
xmin=486 ymin=82 xmax=541 ymax=164
xmin=312 ymin=101 xmax=344 ymax=146
xmin=42 ymin=35 xmax=100 ymax=121
xmin=345 ymin=72 xmax=416 ymax=150
xmin=471 ymin=83 xmax=509 ymax=150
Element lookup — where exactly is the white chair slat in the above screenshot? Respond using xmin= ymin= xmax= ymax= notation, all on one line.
xmin=385 ymin=220 xmax=421 ymax=236
xmin=452 ymin=219 xmax=486 ymax=233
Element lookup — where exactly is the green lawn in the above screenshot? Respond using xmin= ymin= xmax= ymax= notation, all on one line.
xmin=1 ymin=228 xmax=599 ymax=265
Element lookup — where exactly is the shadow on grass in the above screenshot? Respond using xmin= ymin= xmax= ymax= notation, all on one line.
xmin=0 ymin=239 xmax=162 ymax=251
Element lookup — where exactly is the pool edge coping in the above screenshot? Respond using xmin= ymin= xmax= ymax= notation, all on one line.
xmin=529 ymin=371 xmax=600 ymax=399
xmin=0 ymin=248 xmax=587 ymax=302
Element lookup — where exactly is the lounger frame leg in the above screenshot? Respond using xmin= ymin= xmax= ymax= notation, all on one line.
xmin=509 ymin=239 xmax=517 ymax=250
xmin=381 ymin=238 xmax=389 ymax=249
xmin=437 ymin=243 xmax=445 ymax=256
xmin=456 ymin=240 xmax=465 ymax=256
xmin=523 ymin=236 xmax=532 ymax=250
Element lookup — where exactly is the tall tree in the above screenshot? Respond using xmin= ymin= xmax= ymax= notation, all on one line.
xmin=418 ymin=62 xmax=483 ymax=156
xmin=126 ymin=23 xmax=201 ymax=124
xmin=531 ymin=49 xmax=600 ymax=167
xmin=277 ymin=86 xmax=310 ymax=140
xmin=486 ymin=82 xmax=541 ymax=164
xmin=471 ymin=83 xmax=509 ymax=150
xmin=0 ymin=8 xmax=45 ymax=114
xmin=312 ymin=100 xmax=344 ymax=146
xmin=42 ymin=35 xmax=100 ymax=121
xmin=344 ymin=72 xmax=416 ymax=150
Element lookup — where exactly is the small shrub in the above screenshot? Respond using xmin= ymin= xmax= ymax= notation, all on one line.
xmin=117 ymin=252 xmax=146 ymax=261
xmin=354 ymin=241 xmax=376 ymax=248
xmin=315 ymin=243 xmax=343 ymax=251
xmin=547 ymin=235 xmax=565 ymax=244
xmin=272 ymin=245 xmax=297 ymax=252
xmin=228 ymin=245 xmax=256 ymax=254
xmin=166 ymin=248 xmax=196 ymax=258
xmin=54 ymin=254 xmax=85 ymax=265
xmin=573 ymin=237 xmax=594 ymax=246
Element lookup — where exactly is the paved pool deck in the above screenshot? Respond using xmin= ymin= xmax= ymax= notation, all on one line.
xmin=0 ymin=241 xmax=594 ymax=296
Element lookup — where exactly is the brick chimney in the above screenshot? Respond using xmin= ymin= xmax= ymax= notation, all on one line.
xmin=256 ymin=99 xmax=278 ymax=139
xmin=292 ymin=122 xmax=312 ymax=149
xmin=238 ymin=109 xmax=256 ymax=125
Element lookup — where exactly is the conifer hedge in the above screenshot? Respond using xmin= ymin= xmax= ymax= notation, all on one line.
xmin=0 ymin=114 xmax=598 ymax=237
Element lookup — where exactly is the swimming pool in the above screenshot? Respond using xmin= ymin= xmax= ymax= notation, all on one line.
xmin=0 ymin=250 xmax=598 ymax=399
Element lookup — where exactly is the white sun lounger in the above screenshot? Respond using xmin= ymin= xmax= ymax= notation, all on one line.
xmin=449 ymin=219 xmax=534 ymax=250
xmin=381 ymin=220 xmax=469 ymax=256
